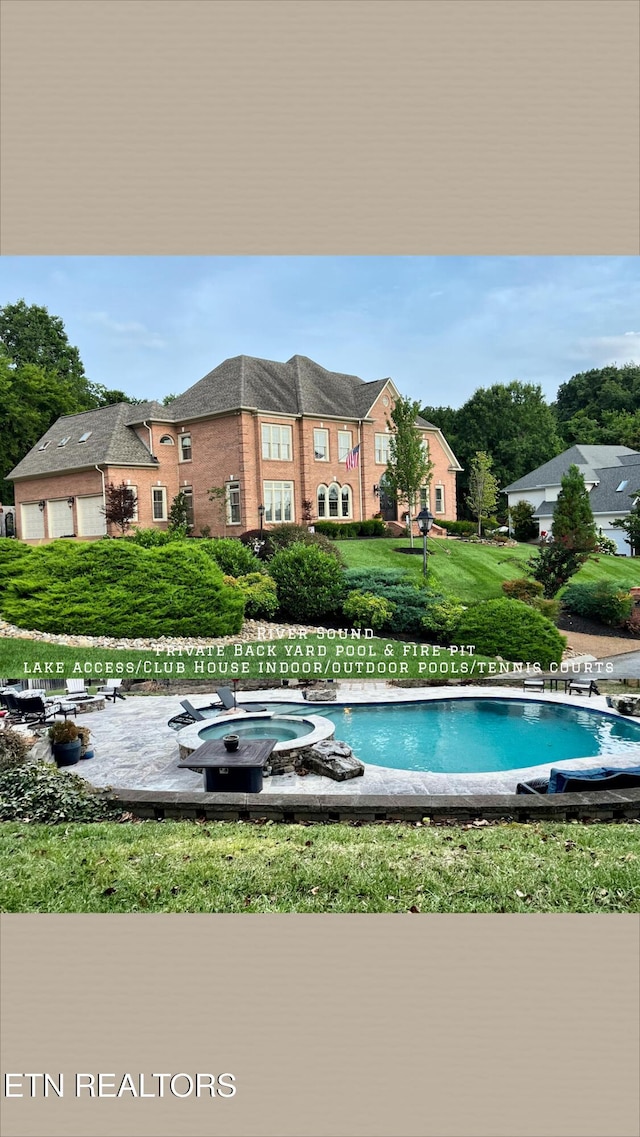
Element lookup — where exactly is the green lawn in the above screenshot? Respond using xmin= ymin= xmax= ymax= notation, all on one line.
xmin=338 ymin=538 xmax=639 ymax=602
xmin=1 ymin=820 xmax=638 ymax=912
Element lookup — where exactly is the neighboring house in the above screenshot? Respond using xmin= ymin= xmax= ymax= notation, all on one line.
xmin=8 ymin=355 xmax=462 ymax=542
xmin=504 ymin=444 xmax=640 ymax=555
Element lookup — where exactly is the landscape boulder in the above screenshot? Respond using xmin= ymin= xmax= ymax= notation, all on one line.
xmin=608 ymin=695 xmax=640 ymax=718
xmin=295 ymin=739 xmax=364 ymax=781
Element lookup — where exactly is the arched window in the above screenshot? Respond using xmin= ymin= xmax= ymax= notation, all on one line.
xmin=317 ymin=484 xmax=328 ymax=518
xmin=328 ymin=484 xmax=339 ymax=517
xmin=159 ymin=435 xmax=175 ymax=445
xmin=341 ymin=484 xmax=353 ymax=518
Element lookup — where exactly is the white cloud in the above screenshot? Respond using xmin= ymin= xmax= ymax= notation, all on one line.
xmin=575 ymin=331 xmax=640 ymax=365
xmin=83 ymin=310 xmax=166 ymax=349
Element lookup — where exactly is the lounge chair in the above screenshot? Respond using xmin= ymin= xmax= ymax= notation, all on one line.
xmin=566 ymin=678 xmax=599 ymax=697
xmin=217 ymin=686 xmax=266 ymax=713
xmin=523 ymin=677 xmax=545 ymax=693
xmin=96 ymin=678 xmax=125 ymax=702
xmin=66 ymin=678 xmax=90 ymax=697
xmin=516 ymin=765 xmax=640 ymax=795
xmin=180 ymin=699 xmax=206 ymax=721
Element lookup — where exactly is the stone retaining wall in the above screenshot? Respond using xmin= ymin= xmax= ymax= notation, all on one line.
xmin=111 ymin=787 xmax=640 ymax=824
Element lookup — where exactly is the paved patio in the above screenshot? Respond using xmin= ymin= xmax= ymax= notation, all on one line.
xmin=66 ymin=683 xmax=640 ymax=797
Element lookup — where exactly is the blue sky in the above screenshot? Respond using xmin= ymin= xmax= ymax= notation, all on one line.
xmin=1 ymin=256 xmax=639 ymax=407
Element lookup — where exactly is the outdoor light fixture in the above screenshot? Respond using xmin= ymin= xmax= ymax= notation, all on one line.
xmin=258 ymin=503 xmax=265 ymax=540
xmin=38 ymin=500 xmax=45 ymax=511
xmin=416 ymin=507 xmax=434 ymax=578
xmin=67 ymin=497 xmax=75 ymax=507
xmin=373 ymin=484 xmax=380 ymax=495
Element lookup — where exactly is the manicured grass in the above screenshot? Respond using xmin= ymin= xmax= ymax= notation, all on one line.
xmin=338 ymin=538 xmax=638 ymax=602
xmin=1 ymin=820 xmax=638 ymax=912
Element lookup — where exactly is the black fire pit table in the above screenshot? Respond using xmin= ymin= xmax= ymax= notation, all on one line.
xmin=177 ymin=738 xmax=277 ymax=793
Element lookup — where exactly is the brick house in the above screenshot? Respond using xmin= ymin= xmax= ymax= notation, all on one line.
xmin=8 ymin=355 xmax=461 ymax=541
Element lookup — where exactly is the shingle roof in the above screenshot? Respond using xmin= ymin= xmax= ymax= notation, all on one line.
xmin=167 ymin=355 xmax=392 ymax=421
xmin=9 ymin=403 xmax=157 ymax=480
xmin=503 ymin=444 xmax=638 ymax=493
xmin=530 ymin=454 xmax=640 ymax=518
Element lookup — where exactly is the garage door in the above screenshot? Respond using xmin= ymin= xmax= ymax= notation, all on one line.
xmin=20 ymin=502 xmax=45 ymax=540
xmin=47 ymin=498 xmax=75 ymax=538
xmin=77 ymin=494 xmax=106 ymax=537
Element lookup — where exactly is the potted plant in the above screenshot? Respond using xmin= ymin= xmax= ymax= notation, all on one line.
xmin=48 ymin=720 xmax=82 ymax=767
xmin=76 ymin=724 xmax=94 ymax=759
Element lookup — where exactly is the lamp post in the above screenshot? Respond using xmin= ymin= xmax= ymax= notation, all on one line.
xmin=416 ymin=507 xmax=434 ymax=579
xmin=258 ymin=503 xmax=265 ymax=541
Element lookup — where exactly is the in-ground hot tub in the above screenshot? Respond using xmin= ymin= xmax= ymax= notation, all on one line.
xmin=177 ymin=711 xmax=335 ymax=773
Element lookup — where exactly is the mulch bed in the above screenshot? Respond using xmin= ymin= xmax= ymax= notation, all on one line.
xmin=557 ymin=610 xmax=638 ymax=641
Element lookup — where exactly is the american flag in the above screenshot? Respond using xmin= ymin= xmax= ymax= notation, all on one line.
xmin=345 ymin=443 xmax=360 ymax=471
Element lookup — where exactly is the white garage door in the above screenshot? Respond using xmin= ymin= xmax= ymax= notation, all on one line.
xmin=20 ymin=502 xmax=45 ymax=540
xmin=47 ymin=498 xmax=75 ymax=538
xmin=77 ymin=494 xmax=106 ymax=537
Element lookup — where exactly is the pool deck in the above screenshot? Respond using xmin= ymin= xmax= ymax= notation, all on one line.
xmin=64 ymin=683 xmax=640 ymax=797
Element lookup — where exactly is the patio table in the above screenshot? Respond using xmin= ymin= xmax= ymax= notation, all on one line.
xmin=177 ymin=738 xmax=277 ymax=793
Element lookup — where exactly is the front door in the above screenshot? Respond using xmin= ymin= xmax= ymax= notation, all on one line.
xmin=379 ymin=487 xmax=397 ymax=521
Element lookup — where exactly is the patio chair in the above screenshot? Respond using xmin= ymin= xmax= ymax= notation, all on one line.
xmin=216 ymin=687 xmax=266 ymax=713
xmin=96 ymin=678 xmax=125 ymax=702
xmin=522 ymin=677 xmax=545 ymax=693
xmin=180 ymin=699 xmax=206 ymax=721
xmin=566 ymin=678 xmax=599 ymax=697
xmin=516 ymin=765 xmax=640 ymax=795
xmin=10 ymin=694 xmax=64 ymax=725
xmin=66 ymin=678 xmax=90 ymax=697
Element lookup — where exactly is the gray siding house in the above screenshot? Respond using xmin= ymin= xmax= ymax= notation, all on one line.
xmin=504 ymin=444 xmax=640 ymax=554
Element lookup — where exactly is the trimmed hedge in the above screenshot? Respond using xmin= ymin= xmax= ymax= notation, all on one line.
xmin=313 ymin=519 xmax=388 ymax=539
xmin=199 ymin=537 xmax=263 ymax=577
xmin=0 ymin=540 xmax=245 ymax=637
xmin=269 ymin=543 xmax=346 ymax=622
xmin=452 ymin=598 xmax=566 ymax=669
xmin=436 ymin=520 xmax=477 ymax=536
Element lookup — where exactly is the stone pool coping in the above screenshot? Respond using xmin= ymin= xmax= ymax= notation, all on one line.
xmin=177 ymin=711 xmax=335 ymax=756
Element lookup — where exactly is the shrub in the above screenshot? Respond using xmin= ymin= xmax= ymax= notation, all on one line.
xmin=0 ymin=726 xmax=30 ymax=770
xmin=131 ymin=527 xmax=179 ymax=547
xmin=0 ymin=760 xmax=118 ymax=823
xmin=239 ymin=529 xmax=272 ymax=560
xmin=343 ymin=591 xmax=396 ymax=632
xmin=343 ymin=568 xmax=451 ymax=637
xmin=528 ymin=544 xmax=589 ymax=598
xmin=561 ymin=580 xmax=634 ymax=628
xmin=451 ymin=598 xmax=566 ymax=668
xmin=530 ymin=597 xmax=561 ymax=623
xmin=199 ymin=537 xmax=263 ymax=577
xmin=436 ymin=520 xmax=477 ymax=537
xmin=502 ymin=578 xmax=544 ymax=603
xmin=314 ymin=519 xmax=387 ymax=539
xmin=509 ymin=501 xmax=539 ymax=542
xmin=266 ymin=523 xmax=345 ymax=564
xmin=224 ymin=572 xmax=279 ymax=620
xmin=421 ymin=598 xmax=466 ymax=643
xmin=0 ymin=540 xmax=245 ymax=638
xmin=269 ymin=544 xmax=346 ymax=623
xmin=594 ymin=533 xmax=618 ymax=555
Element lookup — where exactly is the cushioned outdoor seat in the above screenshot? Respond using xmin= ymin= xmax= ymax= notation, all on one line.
xmin=523 ymin=677 xmax=545 ymax=692
xmin=516 ymin=765 xmax=640 ymax=795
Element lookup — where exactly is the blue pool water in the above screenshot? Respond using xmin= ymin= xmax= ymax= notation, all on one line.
xmin=199 ymin=716 xmax=314 ymax=744
xmin=285 ymin=699 xmax=640 ymax=774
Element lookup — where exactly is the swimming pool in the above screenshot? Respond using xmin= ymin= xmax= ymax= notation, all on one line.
xmin=289 ymin=699 xmax=640 ymax=774
xmin=198 ymin=715 xmax=314 ymax=744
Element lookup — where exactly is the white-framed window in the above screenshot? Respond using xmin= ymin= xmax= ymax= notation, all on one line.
xmin=160 ymin=435 xmax=175 ymax=446
xmin=261 ymin=423 xmax=292 ymax=461
xmin=313 ymin=428 xmax=329 ymax=461
xmin=338 ymin=430 xmax=353 ymax=462
xmin=126 ymin=485 xmax=139 ymax=522
xmin=318 ymin=482 xmax=353 ymax=519
xmin=434 ymin=485 xmax=445 ymax=513
xmin=419 ymin=487 xmax=430 ymax=511
xmin=317 ymin=484 xmax=327 ymax=517
xmin=375 ymin=433 xmax=390 ymax=464
xmin=78 ymin=431 xmax=92 ymax=443
xmin=179 ymin=433 xmax=192 ymax=461
xmin=422 ymin=437 xmax=430 ymax=459
xmin=152 ymin=486 xmax=167 ymax=521
xmin=341 ymin=485 xmax=353 ymax=518
xmin=264 ymin=481 xmax=293 ymax=523
xmin=226 ymin=481 xmax=241 ymax=525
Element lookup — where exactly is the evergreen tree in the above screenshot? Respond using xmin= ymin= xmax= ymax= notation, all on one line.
xmin=384 ymin=396 xmax=433 ymax=547
xmin=551 ymin=464 xmax=597 ymax=552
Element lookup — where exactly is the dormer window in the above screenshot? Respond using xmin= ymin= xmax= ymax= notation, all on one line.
xmin=78 ymin=431 xmax=92 ymax=443
xmin=57 ymin=437 xmax=70 ymax=447
xmin=38 ymin=441 xmax=51 ymax=451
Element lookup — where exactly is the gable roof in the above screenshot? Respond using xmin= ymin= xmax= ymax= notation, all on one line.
xmin=8 ymin=403 xmax=157 ymax=480
xmin=167 ymin=355 xmax=394 ymax=422
xmin=503 ymin=444 xmax=638 ymax=494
